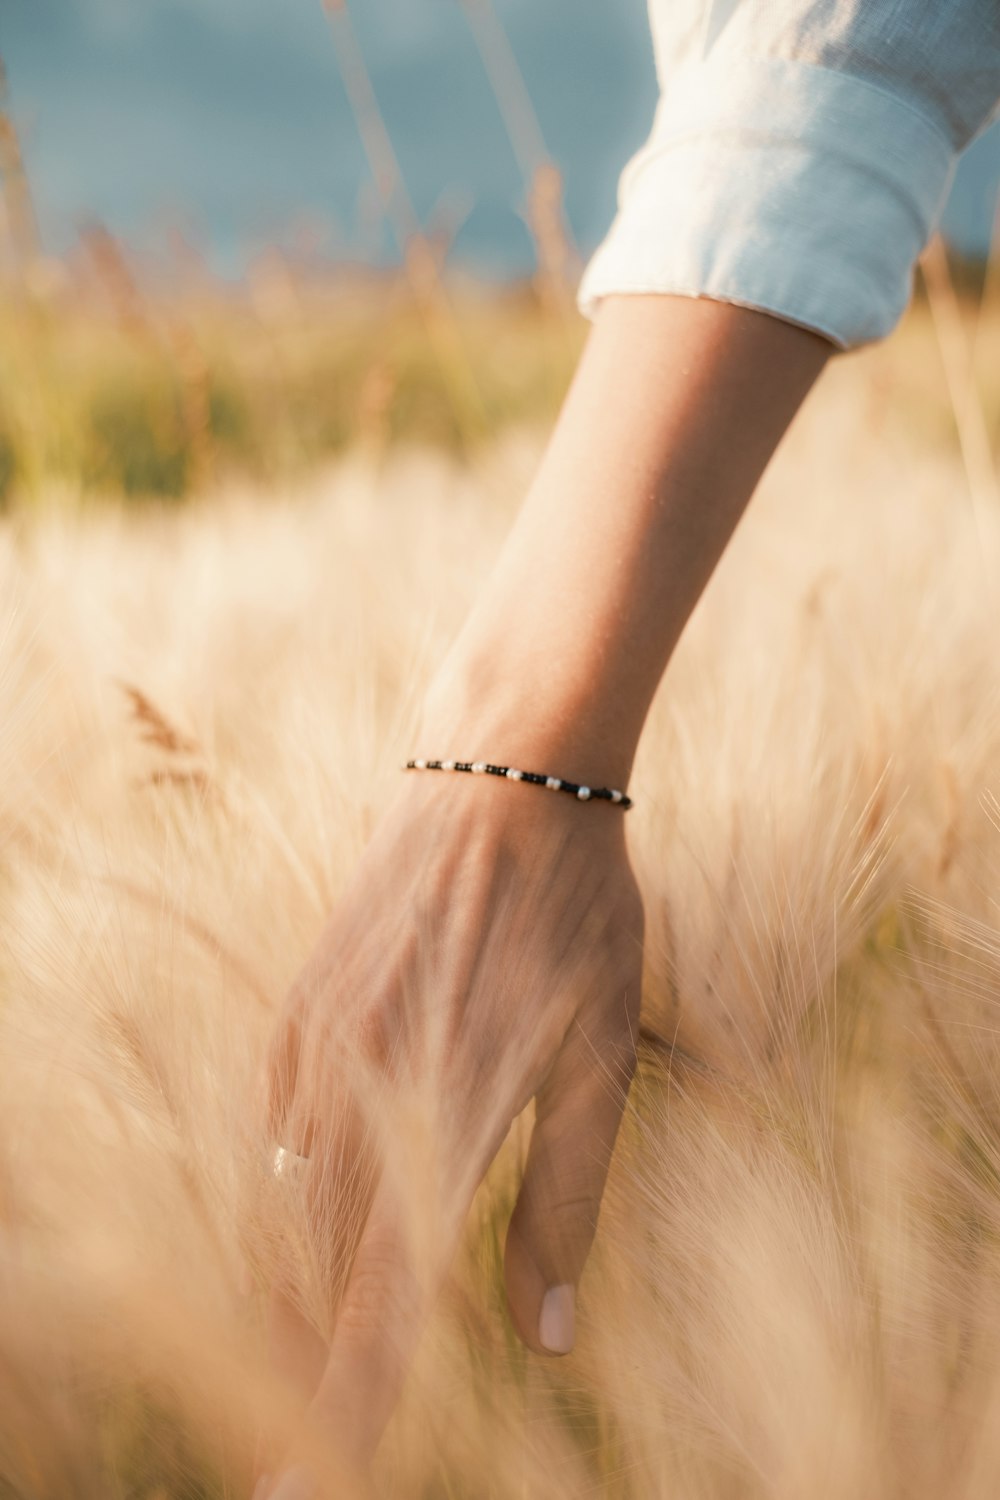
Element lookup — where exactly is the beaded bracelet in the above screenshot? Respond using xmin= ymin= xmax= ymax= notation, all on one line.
xmin=404 ymin=758 xmax=633 ymax=809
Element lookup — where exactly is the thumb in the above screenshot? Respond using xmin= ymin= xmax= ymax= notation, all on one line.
xmin=504 ymin=994 xmax=638 ymax=1356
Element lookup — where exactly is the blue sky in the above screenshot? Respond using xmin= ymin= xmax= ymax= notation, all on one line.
xmin=3 ymin=0 xmax=998 ymax=279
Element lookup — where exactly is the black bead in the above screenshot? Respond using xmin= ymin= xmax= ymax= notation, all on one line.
xmin=404 ymin=757 xmax=632 ymax=809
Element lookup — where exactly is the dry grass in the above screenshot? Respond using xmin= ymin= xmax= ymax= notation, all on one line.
xmin=0 ymin=293 xmax=999 ymax=1498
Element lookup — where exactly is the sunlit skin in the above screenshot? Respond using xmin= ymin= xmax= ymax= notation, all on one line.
xmin=257 ymin=294 xmax=832 ymax=1497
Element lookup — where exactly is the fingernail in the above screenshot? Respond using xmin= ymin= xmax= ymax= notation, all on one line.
xmin=267 ymin=1463 xmax=316 ymax=1500
xmin=251 ymin=1477 xmax=271 ymax=1500
xmin=538 ymin=1283 xmax=575 ymax=1354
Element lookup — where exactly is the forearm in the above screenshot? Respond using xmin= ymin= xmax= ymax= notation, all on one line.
xmin=420 ymin=295 xmax=831 ymax=788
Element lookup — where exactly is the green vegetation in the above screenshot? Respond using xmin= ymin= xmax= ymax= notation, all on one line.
xmin=0 ymin=271 xmax=585 ymax=504
xmin=0 ymin=256 xmax=996 ymax=505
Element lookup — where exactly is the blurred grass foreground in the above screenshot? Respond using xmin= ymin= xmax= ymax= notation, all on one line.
xmin=2 ymin=269 xmax=1000 ymax=1498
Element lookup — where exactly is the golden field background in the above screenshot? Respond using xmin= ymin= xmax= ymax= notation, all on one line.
xmin=1 ymin=246 xmax=1000 ymax=1498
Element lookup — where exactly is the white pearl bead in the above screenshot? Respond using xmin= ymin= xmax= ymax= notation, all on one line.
xmin=506 ymin=768 xmax=523 ymax=780
xmin=611 ymin=789 xmax=623 ymax=803
xmin=472 ymin=762 xmax=486 ymax=773
xmin=546 ymin=777 xmax=561 ymax=790
xmin=442 ymin=760 xmax=455 ymax=771
xmin=414 ymin=759 xmax=426 ymax=770
xmin=577 ymin=786 xmax=591 ymax=801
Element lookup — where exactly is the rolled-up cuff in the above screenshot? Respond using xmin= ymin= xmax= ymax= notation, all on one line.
xmin=577 ymin=57 xmax=957 ymax=350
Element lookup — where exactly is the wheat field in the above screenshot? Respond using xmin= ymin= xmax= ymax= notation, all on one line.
xmin=1 ymin=295 xmax=1000 ymax=1499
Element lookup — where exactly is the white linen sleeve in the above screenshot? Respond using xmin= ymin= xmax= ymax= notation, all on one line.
xmin=578 ymin=0 xmax=1000 ymax=350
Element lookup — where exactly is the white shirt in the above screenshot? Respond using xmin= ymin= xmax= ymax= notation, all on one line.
xmin=578 ymin=0 xmax=1000 ymax=349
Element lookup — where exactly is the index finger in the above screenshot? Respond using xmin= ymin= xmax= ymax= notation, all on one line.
xmin=261 ymin=1178 xmax=440 ymax=1498
xmin=263 ymin=1094 xmax=509 ymax=1499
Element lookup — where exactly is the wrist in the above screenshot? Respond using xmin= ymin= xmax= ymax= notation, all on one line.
xmin=417 ymin=644 xmax=642 ymax=794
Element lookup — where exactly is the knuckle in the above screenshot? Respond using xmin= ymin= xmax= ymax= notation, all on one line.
xmin=336 ymin=1219 xmax=411 ymax=1334
xmin=541 ymin=1187 xmax=604 ymax=1263
xmin=338 ymin=1263 xmax=390 ymax=1331
xmin=549 ymin=1189 xmax=601 ymax=1226
xmin=338 ymin=1252 xmax=406 ymax=1335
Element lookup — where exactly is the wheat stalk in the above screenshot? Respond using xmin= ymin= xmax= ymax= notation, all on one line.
xmin=457 ymin=0 xmax=579 ymax=308
xmin=919 ymin=234 xmax=1000 ymax=531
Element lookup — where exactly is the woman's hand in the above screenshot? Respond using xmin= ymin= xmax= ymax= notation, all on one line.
xmin=255 ymin=293 xmax=829 ymax=1497
xmin=258 ymin=764 xmax=644 ymax=1495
